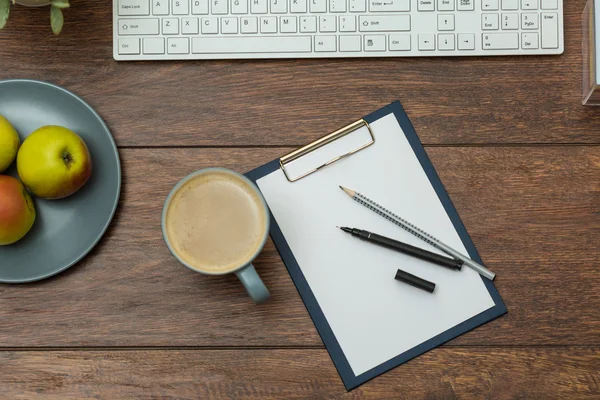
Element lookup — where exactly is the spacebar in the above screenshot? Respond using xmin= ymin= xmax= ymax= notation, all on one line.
xmin=192 ymin=36 xmax=312 ymax=53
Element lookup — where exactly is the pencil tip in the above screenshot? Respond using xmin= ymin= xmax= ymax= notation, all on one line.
xmin=339 ymin=186 xmax=355 ymax=197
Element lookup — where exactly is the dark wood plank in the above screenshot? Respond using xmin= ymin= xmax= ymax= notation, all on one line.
xmin=0 ymin=146 xmax=598 ymax=347
xmin=0 ymin=0 xmax=596 ymax=146
xmin=1 ymin=348 xmax=599 ymax=399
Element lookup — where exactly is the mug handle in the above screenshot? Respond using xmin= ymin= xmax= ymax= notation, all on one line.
xmin=235 ymin=264 xmax=270 ymax=304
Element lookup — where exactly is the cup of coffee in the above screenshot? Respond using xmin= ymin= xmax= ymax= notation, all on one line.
xmin=162 ymin=168 xmax=270 ymax=304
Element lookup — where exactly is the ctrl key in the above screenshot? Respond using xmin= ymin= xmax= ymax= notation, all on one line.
xmin=389 ymin=34 xmax=411 ymax=51
xmin=118 ymin=38 xmax=140 ymax=54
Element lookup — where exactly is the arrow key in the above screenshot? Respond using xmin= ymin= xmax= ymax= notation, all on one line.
xmin=418 ymin=33 xmax=435 ymax=50
xmin=458 ymin=33 xmax=475 ymax=50
xmin=437 ymin=14 xmax=455 ymax=30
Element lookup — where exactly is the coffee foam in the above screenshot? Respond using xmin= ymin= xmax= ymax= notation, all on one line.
xmin=166 ymin=171 xmax=267 ymax=273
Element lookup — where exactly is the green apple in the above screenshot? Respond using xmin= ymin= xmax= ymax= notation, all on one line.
xmin=0 ymin=175 xmax=36 ymax=245
xmin=17 ymin=126 xmax=92 ymax=199
xmin=0 ymin=115 xmax=20 ymax=173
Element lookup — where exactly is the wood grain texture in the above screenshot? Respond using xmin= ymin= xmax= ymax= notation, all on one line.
xmin=1 ymin=0 xmax=598 ymax=395
xmin=0 ymin=0 xmax=597 ymax=146
xmin=0 ymin=146 xmax=597 ymax=347
xmin=1 ymin=348 xmax=599 ymax=399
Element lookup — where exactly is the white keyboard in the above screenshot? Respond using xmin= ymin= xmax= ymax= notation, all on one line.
xmin=113 ymin=0 xmax=563 ymax=60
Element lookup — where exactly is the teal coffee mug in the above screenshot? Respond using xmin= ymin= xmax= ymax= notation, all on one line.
xmin=162 ymin=168 xmax=270 ymax=304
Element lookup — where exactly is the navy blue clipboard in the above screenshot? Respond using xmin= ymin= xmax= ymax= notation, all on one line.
xmin=246 ymin=101 xmax=507 ymax=390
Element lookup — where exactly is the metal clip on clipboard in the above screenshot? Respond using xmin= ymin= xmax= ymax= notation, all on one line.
xmin=279 ymin=119 xmax=375 ymax=182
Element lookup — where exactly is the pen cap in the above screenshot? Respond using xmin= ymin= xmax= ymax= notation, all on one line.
xmin=395 ymin=269 xmax=436 ymax=293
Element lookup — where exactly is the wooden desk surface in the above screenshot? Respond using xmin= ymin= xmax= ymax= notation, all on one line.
xmin=1 ymin=0 xmax=599 ymax=398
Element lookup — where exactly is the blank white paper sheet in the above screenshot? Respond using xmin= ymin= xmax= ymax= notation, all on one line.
xmin=255 ymin=112 xmax=496 ymax=377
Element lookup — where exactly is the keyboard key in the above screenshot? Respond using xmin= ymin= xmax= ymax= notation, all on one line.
xmin=119 ymin=18 xmax=160 ymax=35
xmin=182 ymin=17 xmax=199 ymax=33
xmin=222 ymin=17 xmax=238 ymax=33
xmin=153 ymin=0 xmax=169 ymax=14
xmin=457 ymin=0 xmax=473 ymax=10
xmin=389 ymin=33 xmax=410 ymax=50
xmin=212 ymin=0 xmax=228 ymax=13
xmin=330 ymin=0 xmax=347 ymax=12
xmin=310 ymin=0 xmax=327 ymax=12
xmin=300 ymin=16 xmax=317 ymax=32
xmin=201 ymin=17 xmax=219 ymax=33
xmin=418 ymin=33 xmax=435 ymax=50
xmin=251 ymin=0 xmax=267 ymax=13
xmin=319 ymin=15 xmax=336 ymax=32
xmin=482 ymin=32 xmax=518 ymax=49
xmin=280 ymin=16 xmax=298 ymax=32
xmin=241 ymin=16 xmax=258 ymax=32
xmin=438 ymin=33 xmax=455 ymax=50
xmin=118 ymin=38 xmax=140 ymax=54
xmin=359 ymin=15 xmax=410 ymax=31
xmin=290 ymin=0 xmax=308 ymax=12
xmin=482 ymin=13 xmax=499 ymax=30
xmin=522 ymin=32 xmax=539 ymax=48
xmin=541 ymin=12 xmax=558 ymax=48
xmin=541 ymin=0 xmax=557 ymax=9
xmin=162 ymin=18 xmax=179 ymax=34
xmin=437 ymin=14 xmax=454 ymax=30
xmin=119 ymin=0 xmax=150 ymax=16
xmin=143 ymin=37 xmax=165 ymax=53
xmin=501 ymin=13 xmax=518 ymax=29
xmin=521 ymin=0 xmax=537 ymax=9
xmin=457 ymin=33 xmax=475 ymax=49
xmin=192 ymin=0 xmax=209 ymax=13
xmin=340 ymin=35 xmax=361 ymax=51
xmin=349 ymin=0 xmax=366 ymax=11
xmin=481 ymin=0 xmax=498 ymax=10
xmin=271 ymin=0 xmax=287 ymax=13
xmin=172 ymin=0 xmax=189 ymax=14
xmin=261 ymin=16 xmax=278 ymax=32
xmin=231 ymin=0 xmax=248 ymax=13
xmin=192 ymin=36 xmax=312 ymax=52
xmin=167 ymin=37 xmax=189 ymax=54
xmin=339 ymin=15 xmax=356 ymax=31
xmin=417 ymin=0 xmax=434 ymax=11
xmin=437 ymin=0 xmax=453 ymax=11
xmin=364 ymin=34 xmax=386 ymax=51
xmin=315 ymin=35 xmax=336 ymax=51
xmin=370 ymin=0 xmax=410 ymax=12
xmin=501 ymin=0 xmax=517 ymax=9
xmin=521 ymin=13 xmax=538 ymax=29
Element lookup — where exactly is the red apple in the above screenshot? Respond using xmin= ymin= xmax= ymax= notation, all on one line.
xmin=0 ymin=175 xmax=36 ymax=245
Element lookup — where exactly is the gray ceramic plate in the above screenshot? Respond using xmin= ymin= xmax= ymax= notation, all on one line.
xmin=0 ymin=80 xmax=121 ymax=283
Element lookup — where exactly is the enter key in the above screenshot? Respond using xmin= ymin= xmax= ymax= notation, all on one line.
xmin=541 ymin=13 xmax=558 ymax=49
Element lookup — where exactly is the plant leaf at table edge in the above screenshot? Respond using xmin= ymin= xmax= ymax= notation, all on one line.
xmin=50 ymin=4 xmax=63 ymax=35
xmin=51 ymin=0 xmax=69 ymax=9
xmin=0 ymin=0 xmax=10 ymax=30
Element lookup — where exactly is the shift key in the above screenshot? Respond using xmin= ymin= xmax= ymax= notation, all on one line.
xmin=118 ymin=18 xmax=159 ymax=35
xmin=359 ymin=15 xmax=411 ymax=31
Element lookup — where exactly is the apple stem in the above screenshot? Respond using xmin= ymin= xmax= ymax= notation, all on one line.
xmin=62 ymin=152 xmax=73 ymax=168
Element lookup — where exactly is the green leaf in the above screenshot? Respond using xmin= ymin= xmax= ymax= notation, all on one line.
xmin=51 ymin=0 xmax=69 ymax=9
xmin=50 ymin=5 xmax=63 ymax=35
xmin=0 ymin=0 xmax=10 ymax=30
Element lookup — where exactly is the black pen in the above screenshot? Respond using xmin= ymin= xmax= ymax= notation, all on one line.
xmin=339 ymin=227 xmax=463 ymax=271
